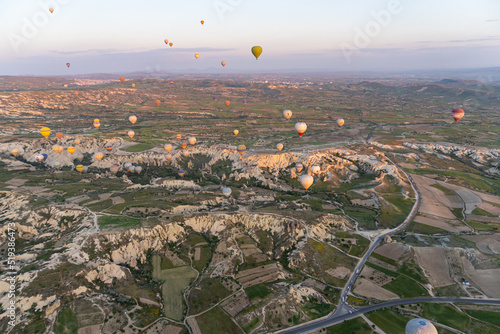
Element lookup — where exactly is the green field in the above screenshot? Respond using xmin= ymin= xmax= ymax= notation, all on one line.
xmin=245 ymin=284 xmax=271 ymax=300
xmin=121 ymin=143 xmax=155 ymax=152
xmin=465 ymin=309 xmax=500 ymax=327
xmin=97 ymin=215 xmax=142 ymax=230
xmin=366 ymin=309 xmax=412 ymax=334
xmin=152 ymin=259 xmax=197 ymax=321
xmin=195 ymin=306 xmax=243 ymax=334
xmin=383 ymin=275 xmax=429 ymax=298
xmin=326 ymin=317 xmax=372 ymax=334
xmin=421 ymin=303 xmax=469 ymax=331
xmin=54 ymin=308 xmax=79 ymax=334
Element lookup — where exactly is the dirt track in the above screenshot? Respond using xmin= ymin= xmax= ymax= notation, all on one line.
xmin=414 ymin=247 xmax=453 ymax=287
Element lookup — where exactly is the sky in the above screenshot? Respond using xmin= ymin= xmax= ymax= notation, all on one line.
xmin=0 ymin=0 xmax=499 ymax=75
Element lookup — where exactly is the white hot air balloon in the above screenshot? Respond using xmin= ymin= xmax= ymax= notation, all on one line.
xmin=188 ymin=137 xmax=196 ymax=146
xmin=54 ymin=161 xmax=61 ymax=170
xmin=276 ymin=143 xmax=284 ymax=152
xmin=83 ymin=166 xmax=89 ymax=173
xmin=295 ymin=122 xmax=307 ymax=137
xmin=166 ymin=154 xmax=173 ymax=161
xmin=283 ymin=109 xmax=292 ymax=121
xmin=128 ymin=130 xmax=135 ymax=140
xmin=129 ymin=115 xmax=137 ymax=125
xmin=124 ymin=162 xmax=132 ymax=170
xmin=299 ymin=174 xmax=314 ymax=190
xmin=311 ymin=165 xmax=320 ymax=175
xmin=295 ymin=163 xmax=304 ymax=173
xmin=222 ymin=187 xmax=232 ymax=197
xmin=405 ymin=318 xmax=438 ymax=334
xmin=129 ymin=166 xmax=136 ymax=173
xmin=135 ymin=166 xmax=142 ymax=174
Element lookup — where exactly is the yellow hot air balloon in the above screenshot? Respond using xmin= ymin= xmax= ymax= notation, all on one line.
xmin=195 ymin=54 xmax=199 ymax=59
xmin=40 ymin=127 xmax=51 ymax=139
xmin=94 ymin=152 xmax=104 ymax=161
xmin=237 ymin=145 xmax=246 ymax=157
xmin=336 ymin=118 xmax=345 ymax=128
xmin=176 ymin=134 xmax=182 ymax=140
xmin=11 ymin=148 xmax=19 ymax=157
xmin=221 ymin=61 xmax=226 ymax=67
xmin=164 ymin=39 xmax=169 ymax=45
xmin=76 ymin=165 xmax=84 ymax=173
xmin=74 ymin=138 xmax=81 ymax=145
xmin=233 ymin=130 xmax=239 ymax=136
xmin=164 ymin=144 xmax=172 ymax=152
xmin=132 ymin=84 xmax=136 ymax=88
xmin=277 ymin=143 xmax=284 ymax=152
xmin=178 ymin=170 xmax=185 ymax=178
xmin=93 ymin=119 xmax=100 ymax=129
xmin=49 ymin=8 xmax=54 ymax=13
xmin=67 ymin=146 xmax=75 ymax=154
xmin=128 ymin=131 xmax=135 ymax=140
xmin=129 ymin=115 xmax=137 ymax=125
xmin=251 ymin=46 xmax=263 ymax=60
xmin=75 ymin=92 xmax=79 ymax=97
xmin=181 ymin=142 xmax=188 ymax=149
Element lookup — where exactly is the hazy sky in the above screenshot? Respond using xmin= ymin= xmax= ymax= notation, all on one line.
xmin=1 ymin=0 xmax=499 ymax=75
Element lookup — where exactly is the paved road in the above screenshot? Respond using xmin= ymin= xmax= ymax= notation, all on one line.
xmin=275 ymin=298 xmax=500 ymax=334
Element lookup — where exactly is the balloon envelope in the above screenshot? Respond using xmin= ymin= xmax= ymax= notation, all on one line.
xmin=296 ymin=163 xmax=304 ymax=173
xmin=176 ymin=134 xmax=182 ymax=140
xmin=169 ymin=43 xmax=173 ymax=47
xmin=336 ymin=118 xmax=345 ymax=128
xmin=10 ymin=149 xmax=19 ymax=157
xmin=452 ymin=108 xmax=465 ymax=122
xmin=182 ymin=150 xmax=189 ymax=157
xmin=164 ymin=144 xmax=172 ymax=152
xmin=76 ymin=154 xmax=84 ymax=161
xmin=295 ymin=122 xmax=307 ymax=137
xmin=93 ymin=119 xmax=100 ymax=129
xmin=237 ymin=145 xmax=246 ymax=156
xmin=221 ymin=61 xmax=226 ymax=67
xmin=251 ymin=46 xmax=263 ymax=60
xmin=225 ymin=101 xmax=230 ymax=107
xmin=135 ymin=166 xmax=142 ymax=174
xmin=222 ymin=187 xmax=232 ymax=197
xmin=181 ymin=142 xmax=188 ymax=149
xmin=94 ymin=152 xmax=104 ymax=161
xmin=76 ymin=165 xmax=84 ymax=173
xmin=56 ymin=132 xmax=63 ymax=140
xmin=200 ymin=20 xmax=204 ymax=25
xmin=234 ymin=130 xmax=239 ymax=136
xmin=164 ymin=39 xmax=169 ymax=45
xmin=156 ymin=100 xmax=161 ymax=106
xmin=283 ymin=110 xmax=292 ymax=121
xmin=74 ymin=139 xmax=81 ymax=145
xmin=40 ymin=127 xmax=51 ymax=139
xmin=195 ymin=54 xmax=199 ymax=59
xmin=129 ymin=115 xmax=137 ymax=124
xmin=166 ymin=154 xmax=173 ymax=161
xmin=277 ymin=143 xmax=284 ymax=152
xmin=128 ymin=131 xmax=135 ymax=140
xmin=299 ymin=174 xmax=314 ymax=190
xmin=110 ymin=164 xmax=120 ymax=175
xmin=188 ymin=137 xmax=196 ymax=146
xmin=67 ymin=146 xmax=75 ymax=154
xmin=49 ymin=8 xmax=54 ymax=13
xmin=120 ymin=77 xmax=125 ymax=83
xmin=178 ymin=169 xmax=185 ymax=177
xmin=311 ymin=165 xmax=320 ymax=175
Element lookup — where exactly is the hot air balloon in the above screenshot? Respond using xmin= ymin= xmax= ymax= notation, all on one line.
xmin=74 ymin=138 xmax=81 ymax=145
xmin=120 ymin=77 xmax=125 ymax=83
xmin=40 ymin=127 xmax=51 ymax=139
xmin=53 ymin=145 xmax=63 ymax=154
xmin=76 ymin=154 xmax=84 ymax=162
xmin=295 ymin=122 xmax=307 ymax=137
xmin=42 ymin=153 xmax=48 ymax=161
xmin=66 ymin=63 xmax=70 ymax=68
xmin=277 ymin=143 xmax=284 ymax=152
xmin=188 ymin=137 xmax=196 ymax=146
xmin=135 ymin=166 xmax=142 ymax=174
xmin=49 ymin=8 xmax=54 ymax=13
xmin=128 ymin=131 xmax=135 ymax=140
xmin=110 ymin=164 xmax=120 ymax=175
xmin=74 ymin=92 xmax=79 ymax=97
xmin=173 ymin=101 xmax=177 ymax=105
xmin=299 ymin=174 xmax=314 ymax=190
xmin=200 ymin=20 xmax=204 ymax=25
xmin=132 ymin=84 xmax=136 ymax=88
xmin=0 ymin=146 xmax=7 ymax=154
xmin=56 ymin=132 xmax=63 ymax=140
xmin=225 ymin=101 xmax=230 ymax=107
xmin=67 ymin=146 xmax=75 ymax=154
xmin=54 ymin=161 xmax=61 ymax=170
xmin=222 ymin=187 xmax=232 ymax=197
xmin=106 ymin=146 xmax=113 ymax=152
xmin=182 ymin=150 xmax=189 ymax=157
xmin=129 ymin=166 xmax=136 ymax=173
xmin=76 ymin=165 xmax=84 ymax=173
xmin=129 ymin=115 xmax=137 ymax=125
xmin=124 ymin=162 xmax=132 ymax=170
xmin=35 ymin=154 xmax=44 ymax=163
xmin=164 ymin=144 xmax=172 ymax=152
xmin=243 ymin=99 xmax=247 ymax=105
xmin=176 ymin=134 xmax=182 ymax=140
xmin=169 ymin=42 xmax=173 ymax=47
xmin=295 ymin=163 xmax=304 ymax=173
xmin=164 ymin=39 xmax=169 ymax=45
xmin=283 ymin=110 xmax=292 ymax=121
xmin=169 ymin=80 xmax=174 ymax=85
xmin=405 ymin=318 xmax=437 ymax=334
xmin=213 ymin=96 xmax=217 ymax=102
xmin=156 ymin=100 xmax=161 ymax=107
xmin=452 ymin=108 xmax=465 ymax=122
xmin=166 ymin=154 xmax=173 ymax=161
xmin=94 ymin=152 xmax=104 ymax=161
xmin=10 ymin=148 xmax=19 ymax=157
xmin=221 ymin=61 xmax=226 ymax=67
xmin=181 ymin=142 xmax=188 ymax=149
xmin=93 ymin=119 xmax=100 ymax=129
xmin=195 ymin=54 xmax=199 ymax=59
xmin=336 ymin=118 xmax=345 ymax=128
xmin=233 ymin=130 xmax=239 ymax=136
xmin=237 ymin=145 xmax=246 ymax=157
xmin=251 ymin=46 xmax=263 ymax=60
xmin=178 ymin=169 xmax=185 ymax=178
xmin=83 ymin=166 xmax=89 ymax=174
xmin=311 ymin=165 xmax=320 ymax=175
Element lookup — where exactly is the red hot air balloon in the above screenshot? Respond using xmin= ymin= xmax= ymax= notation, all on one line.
xmin=451 ymin=108 xmax=465 ymax=123
xmin=225 ymin=101 xmax=230 ymax=107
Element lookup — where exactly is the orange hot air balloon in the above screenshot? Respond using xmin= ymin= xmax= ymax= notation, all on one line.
xmin=56 ymin=132 xmax=63 ymax=140
xmin=452 ymin=108 xmax=465 ymax=122
xmin=225 ymin=101 xmax=230 ymax=107
xmin=221 ymin=61 xmax=226 ymax=67
xmin=169 ymin=42 xmax=173 ymax=47
xmin=164 ymin=39 xmax=169 ymax=45
xmin=94 ymin=152 xmax=104 ymax=161
xmin=128 ymin=131 xmax=135 ymax=140
xmin=129 ymin=115 xmax=137 ymax=125
xmin=173 ymin=101 xmax=177 ymax=105
xmin=201 ymin=20 xmax=204 ymax=25
xmin=74 ymin=92 xmax=79 ymax=97
xmin=40 ymin=127 xmax=51 ymax=139
xmin=120 ymin=77 xmax=125 ymax=83
xmin=181 ymin=142 xmax=187 ymax=149
xmin=195 ymin=54 xmax=199 ymax=59
xmin=156 ymin=100 xmax=161 ymax=106
xmin=170 ymin=81 xmax=174 ymax=85
xmin=74 ymin=138 xmax=81 ymax=145
xmin=233 ymin=130 xmax=239 ymax=136
xmin=176 ymin=134 xmax=182 ymax=140
xmin=67 ymin=147 xmax=75 ymax=154
xmin=10 ymin=148 xmax=19 ymax=157
xmin=49 ymin=8 xmax=54 ymax=13
xmin=93 ymin=119 xmax=100 ymax=129
xmin=336 ymin=118 xmax=345 ymax=128
xmin=132 ymin=84 xmax=135 ymax=88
